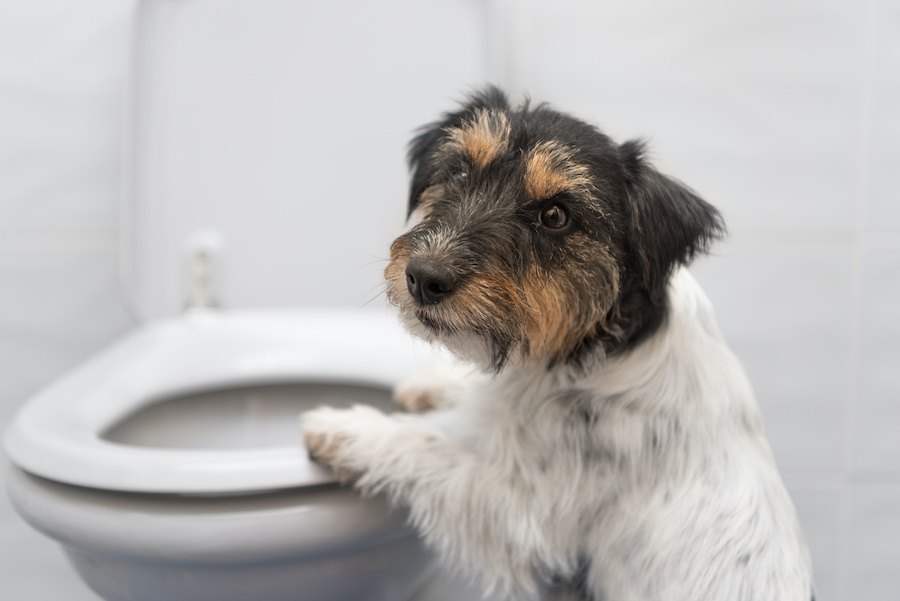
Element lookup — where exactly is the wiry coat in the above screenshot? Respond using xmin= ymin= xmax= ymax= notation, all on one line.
xmin=301 ymin=88 xmax=813 ymax=601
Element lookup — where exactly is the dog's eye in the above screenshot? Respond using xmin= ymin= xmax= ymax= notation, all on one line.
xmin=540 ymin=204 xmax=568 ymax=229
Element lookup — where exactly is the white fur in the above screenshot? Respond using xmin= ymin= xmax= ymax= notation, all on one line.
xmin=392 ymin=356 xmax=484 ymax=411
xmin=301 ymin=269 xmax=813 ymax=601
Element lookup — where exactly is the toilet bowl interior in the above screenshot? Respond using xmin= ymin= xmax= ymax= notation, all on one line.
xmin=102 ymin=381 xmax=394 ymax=450
xmin=4 ymin=309 xmax=441 ymax=493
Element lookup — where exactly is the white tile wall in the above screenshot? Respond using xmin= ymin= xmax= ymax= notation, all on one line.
xmin=693 ymin=241 xmax=854 ymax=473
xmin=0 ymin=1 xmax=128 ymax=233
xmin=508 ymin=0 xmax=867 ymax=239
xmin=790 ymin=485 xmax=844 ymax=600
xmin=853 ymin=244 xmax=900 ymax=474
xmin=846 ymin=484 xmax=900 ymax=601
xmin=866 ymin=0 xmax=900 ymax=232
xmin=0 ymin=2 xmax=134 ymax=600
xmin=1 ymin=1 xmax=898 ymax=600
xmin=0 ymin=245 xmax=133 ymax=423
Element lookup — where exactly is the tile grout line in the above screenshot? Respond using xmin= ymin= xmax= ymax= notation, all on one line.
xmin=836 ymin=0 xmax=879 ymax=597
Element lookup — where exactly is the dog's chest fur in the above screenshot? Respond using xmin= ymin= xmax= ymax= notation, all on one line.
xmin=438 ymin=270 xmax=812 ymax=600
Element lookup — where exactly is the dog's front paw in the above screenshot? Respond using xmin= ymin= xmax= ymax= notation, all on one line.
xmin=393 ymin=359 xmax=476 ymax=412
xmin=301 ymin=407 xmax=351 ymax=473
xmin=300 ymin=405 xmax=392 ymax=481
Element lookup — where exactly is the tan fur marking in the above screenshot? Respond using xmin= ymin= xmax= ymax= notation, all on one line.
xmin=446 ymin=269 xmax=519 ymax=330
xmin=445 ymin=109 xmax=511 ymax=169
xmin=524 ymin=141 xmax=593 ymax=200
xmin=409 ymin=184 xmax=445 ymax=224
xmin=519 ymin=237 xmax=620 ymax=361
xmin=384 ymin=240 xmax=413 ymax=308
xmin=520 ymin=269 xmax=582 ymax=359
xmin=418 ymin=183 xmax=445 ymax=207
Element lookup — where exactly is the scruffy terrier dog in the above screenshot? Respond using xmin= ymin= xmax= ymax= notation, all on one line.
xmin=301 ymin=87 xmax=813 ymax=601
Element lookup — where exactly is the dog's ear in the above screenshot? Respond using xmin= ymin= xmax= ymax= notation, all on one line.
xmin=619 ymin=139 xmax=725 ymax=302
xmin=407 ymin=86 xmax=510 ymax=215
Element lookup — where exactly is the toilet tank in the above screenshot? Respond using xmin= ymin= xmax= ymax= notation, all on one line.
xmin=123 ymin=0 xmax=488 ymax=320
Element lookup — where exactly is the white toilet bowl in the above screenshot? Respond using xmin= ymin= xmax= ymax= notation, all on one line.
xmin=4 ymin=308 xmax=440 ymax=601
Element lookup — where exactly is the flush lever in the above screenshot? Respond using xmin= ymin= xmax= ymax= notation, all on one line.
xmin=185 ymin=230 xmax=224 ymax=311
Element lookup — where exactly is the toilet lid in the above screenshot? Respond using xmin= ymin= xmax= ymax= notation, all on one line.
xmin=3 ymin=309 xmax=443 ymax=494
xmin=121 ymin=0 xmax=486 ymax=321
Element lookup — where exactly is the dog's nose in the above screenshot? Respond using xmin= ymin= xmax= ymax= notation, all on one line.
xmin=405 ymin=258 xmax=456 ymax=305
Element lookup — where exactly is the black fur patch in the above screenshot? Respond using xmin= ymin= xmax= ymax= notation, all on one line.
xmin=407 ymin=87 xmax=511 ymax=213
xmin=394 ymin=86 xmax=724 ymax=366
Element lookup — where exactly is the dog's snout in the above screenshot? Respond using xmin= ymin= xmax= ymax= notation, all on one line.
xmin=406 ymin=258 xmax=456 ymax=305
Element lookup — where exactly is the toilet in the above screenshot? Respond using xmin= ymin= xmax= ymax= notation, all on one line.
xmin=4 ymin=309 xmax=443 ymax=601
xmin=2 ymin=1 xmax=490 ymax=599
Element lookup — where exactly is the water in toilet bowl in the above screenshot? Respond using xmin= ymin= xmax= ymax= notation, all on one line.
xmin=102 ymin=382 xmax=394 ymax=450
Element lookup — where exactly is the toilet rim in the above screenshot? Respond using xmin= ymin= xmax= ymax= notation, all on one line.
xmin=3 ymin=308 xmax=435 ymax=495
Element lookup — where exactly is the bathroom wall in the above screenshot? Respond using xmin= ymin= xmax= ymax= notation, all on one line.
xmin=0 ymin=2 xmax=135 ymax=599
xmin=1 ymin=1 xmax=898 ymax=600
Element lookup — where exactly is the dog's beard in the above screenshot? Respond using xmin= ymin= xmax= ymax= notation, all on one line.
xmin=394 ymin=302 xmax=514 ymax=371
xmin=385 ymin=257 xmax=520 ymax=370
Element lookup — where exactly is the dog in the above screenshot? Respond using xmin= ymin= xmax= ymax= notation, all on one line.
xmin=301 ymin=87 xmax=814 ymax=601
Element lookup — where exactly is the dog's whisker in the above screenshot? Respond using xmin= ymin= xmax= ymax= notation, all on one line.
xmin=351 ymin=258 xmax=390 ymax=271
xmin=358 ymin=287 xmax=387 ymax=309
xmin=358 ymin=251 xmax=390 ymax=261
xmin=362 ymin=280 xmax=388 ymax=295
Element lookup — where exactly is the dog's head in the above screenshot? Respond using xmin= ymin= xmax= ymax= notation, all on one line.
xmin=385 ymin=87 xmax=724 ymax=370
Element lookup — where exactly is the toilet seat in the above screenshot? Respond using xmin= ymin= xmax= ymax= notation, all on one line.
xmin=4 ymin=308 xmax=434 ymax=495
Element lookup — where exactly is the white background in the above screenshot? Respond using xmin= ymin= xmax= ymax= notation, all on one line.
xmin=1 ymin=0 xmax=899 ymax=599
